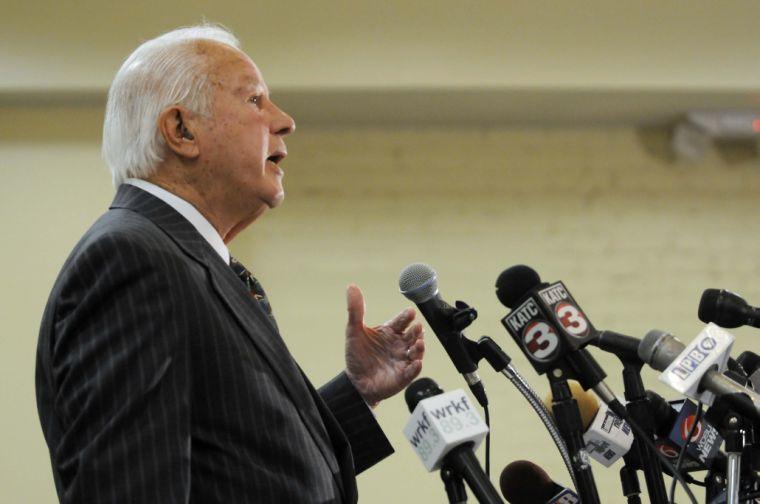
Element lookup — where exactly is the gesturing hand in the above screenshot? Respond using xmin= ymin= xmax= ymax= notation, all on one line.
xmin=344 ymin=285 xmax=425 ymax=407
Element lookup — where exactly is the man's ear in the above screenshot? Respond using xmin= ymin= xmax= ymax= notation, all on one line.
xmin=158 ymin=106 xmax=200 ymax=159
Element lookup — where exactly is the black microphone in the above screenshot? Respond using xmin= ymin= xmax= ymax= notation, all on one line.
xmin=495 ymin=265 xmax=622 ymax=414
xmin=399 ymin=263 xmax=488 ymax=407
xmin=405 ymin=376 xmax=444 ymax=410
xmin=698 ymin=288 xmax=760 ymax=329
xmin=737 ymin=351 xmax=760 ymax=377
xmin=591 ymin=330 xmax=642 ymax=364
xmin=495 ymin=265 xmax=544 ymax=310
xmin=495 ymin=265 xmax=614 ymax=504
xmin=499 ymin=460 xmax=579 ymax=504
xmin=737 ymin=351 xmax=760 ymax=392
xmin=405 ymin=378 xmax=503 ymax=504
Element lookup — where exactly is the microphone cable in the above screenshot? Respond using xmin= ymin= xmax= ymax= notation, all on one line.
xmin=605 ymin=398 xmax=699 ymax=504
xmin=484 ymin=405 xmax=490 ymax=477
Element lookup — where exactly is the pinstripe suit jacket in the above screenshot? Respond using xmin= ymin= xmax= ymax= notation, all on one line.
xmin=36 ymin=184 xmax=393 ymax=503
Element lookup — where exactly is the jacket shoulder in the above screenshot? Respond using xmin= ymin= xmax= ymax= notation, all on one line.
xmin=44 ymin=208 xmax=205 ymax=322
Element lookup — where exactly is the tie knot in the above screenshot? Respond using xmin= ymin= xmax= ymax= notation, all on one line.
xmin=229 ymin=256 xmax=247 ymax=276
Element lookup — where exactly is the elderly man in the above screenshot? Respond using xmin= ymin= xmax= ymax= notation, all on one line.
xmin=36 ymin=25 xmax=424 ymax=503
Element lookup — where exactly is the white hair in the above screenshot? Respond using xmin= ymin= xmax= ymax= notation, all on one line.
xmin=102 ymin=24 xmax=240 ymax=187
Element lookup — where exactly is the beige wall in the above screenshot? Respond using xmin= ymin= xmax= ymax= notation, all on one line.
xmin=3 ymin=105 xmax=760 ymax=502
xmin=3 ymin=1 xmax=760 ymax=91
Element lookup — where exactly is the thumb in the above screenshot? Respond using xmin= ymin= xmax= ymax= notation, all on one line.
xmin=346 ymin=284 xmax=365 ymax=329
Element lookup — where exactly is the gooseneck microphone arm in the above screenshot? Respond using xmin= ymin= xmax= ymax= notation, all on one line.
xmin=475 ymin=336 xmax=577 ymax=489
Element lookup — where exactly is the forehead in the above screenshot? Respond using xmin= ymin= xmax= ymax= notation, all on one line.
xmin=199 ymin=41 xmax=266 ymax=94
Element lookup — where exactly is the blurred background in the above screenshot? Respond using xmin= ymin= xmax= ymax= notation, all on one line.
xmin=2 ymin=1 xmax=760 ymax=502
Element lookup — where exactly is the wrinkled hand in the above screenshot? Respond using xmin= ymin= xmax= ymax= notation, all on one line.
xmin=344 ymin=284 xmax=425 ymax=407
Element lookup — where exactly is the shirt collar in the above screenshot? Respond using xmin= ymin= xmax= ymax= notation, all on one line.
xmin=124 ymin=178 xmax=230 ymax=265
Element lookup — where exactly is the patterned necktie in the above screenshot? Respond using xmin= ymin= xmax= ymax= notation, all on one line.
xmin=229 ymin=256 xmax=276 ymax=323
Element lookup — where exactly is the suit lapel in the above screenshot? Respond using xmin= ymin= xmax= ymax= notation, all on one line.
xmin=109 ymin=185 xmax=346 ymax=498
xmin=205 ymin=258 xmax=349 ymax=502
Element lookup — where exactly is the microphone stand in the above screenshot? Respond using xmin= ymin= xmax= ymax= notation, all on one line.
xmin=438 ymin=447 xmax=503 ymax=504
xmin=619 ymin=361 xmax=669 ymax=504
xmin=704 ymin=378 xmax=760 ymax=504
xmin=594 ymin=330 xmax=668 ymax=504
xmin=418 ymin=309 xmax=504 ymax=504
xmin=440 ymin=465 xmax=468 ymax=504
xmin=440 ymin=444 xmax=504 ymax=504
xmin=709 ymin=405 xmax=747 ymax=504
xmin=547 ymin=370 xmax=602 ymax=504
xmin=619 ymin=464 xmax=642 ymax=504
xmin=724 ymin=414 xmax=743 ymax=504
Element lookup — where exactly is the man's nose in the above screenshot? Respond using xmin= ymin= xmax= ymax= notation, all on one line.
xmin=270 ymin=102 xmax=296 ymax=136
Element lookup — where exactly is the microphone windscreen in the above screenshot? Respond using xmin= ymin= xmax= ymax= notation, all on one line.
xmin=638 ymin=329 xmax=670 ymax=364
xmin=499 ymin=460 xmax=557 ymax=504
xmin=543 ymin=380 xmax=599 ymax=429
xmin=399 ymin=263 xmax=438 ymax=303
xmin=404 ymin=377 xmax=443 ymax=412
xmin=737 ymin=351 xmax=760 ymax=376
xmin=495 ymin=265 xmax=541 ymax=309
xmin=698 ymin=289 xmax=749 ymax=328
xmin=698 ymin=288 xmax=721 ymax=324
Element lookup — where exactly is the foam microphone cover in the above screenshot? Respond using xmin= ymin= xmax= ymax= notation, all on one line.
xmin=499 ymin=460 xmax=561 ymax=504
xmin=698 ymin=289 xmax=721 ymax=324
xmin=737 ymin=351 xmax=760 ymax=377
xmin=543 ymin=380 xmax=600 ymax=429
xmin=495 ymin=265 xmax=542 ymax=309
xmin=404 ymin=377 xmax=443 ymax=411
xmin=698 ymin=288 xmax=749 ymax=328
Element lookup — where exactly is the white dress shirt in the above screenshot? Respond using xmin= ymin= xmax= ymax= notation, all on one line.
xmin=125 ymin=178 xmax=230 ymax=265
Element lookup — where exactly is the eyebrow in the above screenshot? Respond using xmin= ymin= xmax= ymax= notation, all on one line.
xmin=234 ymin=79 xmax=267 ymax=97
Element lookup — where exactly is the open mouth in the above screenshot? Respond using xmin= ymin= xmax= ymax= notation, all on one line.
xmin=267 ymin=153 xmax=285 ymax=165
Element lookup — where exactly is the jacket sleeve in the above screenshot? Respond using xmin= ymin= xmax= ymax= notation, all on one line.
xmin=43 ymin=232 xmax=196 ymax=503
xmin=318 ymin=372 xmax=394 ymax=474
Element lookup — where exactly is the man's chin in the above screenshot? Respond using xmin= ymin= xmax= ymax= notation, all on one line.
xmin=267 ymin=191 xmax=285 ymax=208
